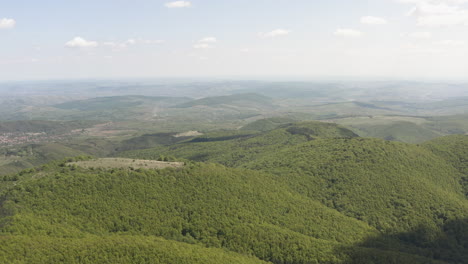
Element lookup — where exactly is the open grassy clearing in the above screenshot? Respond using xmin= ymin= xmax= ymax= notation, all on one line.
xmin=67 ymin=158 xmax=184 ymax=170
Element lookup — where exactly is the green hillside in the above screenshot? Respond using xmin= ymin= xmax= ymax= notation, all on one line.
xmin=331 ymin=115 xmax=468 ymax=143
xmin=423 ymin=115 xmax=468 ymax=136
xmin=115 ymin=132 xmax=192 ymax=152
xmin=0 ymin=120 xmax=99 ymax=134
xmin=243 ymin=138 xmax=467 ymax=233
xmin=423 ymin=135 xmax=468 ymax=197
xmin=11 ymin=96 xmax=192 ymax=121
xmin=121 ymin=121 xmax=358 ymax=166
xmin=3 ymin=159 xmax=456 ymax=263
xmin=1 ymin=121 xmax=467 ymax=263
xmin=173 ymin=93 xmax=274 ymax=109
xmin=128 ymin=122 xmax=466 ymax=240
xmin=423 ymin=135 xmax=468 ymax=172
xmin=54 ymin=96 xmax=189 ymax=111
xmin=350 ymin=121 xmax=441 ymax=143
xmin=1 ymin=162 xmax=379 ymax=263
xmin=240 ymin=117 xmax=297 ymax=132
xmin=119 ymin=121 xmax=468 ymax=263
xmin=412 ymin=97 xmax=468 ymax=114
xmin=299 ymin=101 xmax=400 ymax=118
xmin=0 ymin=235 xmax=267 ymax=264
xmin=0 ymin=143 xmax=87 ymax=176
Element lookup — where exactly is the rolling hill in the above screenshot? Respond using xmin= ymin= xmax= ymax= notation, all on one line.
xmin=0 ymin=120 xmax=99 ymax=134
xmin=423 ymin=135 xmax=468 ymax=197
xmin=0 ymin=160 xmax=451 ymax=264
xmin=121 ymin=121 xmax=359 ymax=166
xmin=0 ymin=143 xmax=87 ymax=176
xmin=349 ymin=120 xmax=441 ymax=143
xmin=118 ymin=121 xmax=468 ymax=263
xmin=173 ymin=93 xmax=275 ymax=110
xmin=1 ymin=121 xmax=467 ymax=263
xmin=240 ymin=117 xmax=297 ymax=132
xmin=53 ymin=95 xmax=190 ymax=111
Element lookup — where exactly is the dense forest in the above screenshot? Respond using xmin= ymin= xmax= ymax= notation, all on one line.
xmin=0 ymin=121 xmax=467 ymax=263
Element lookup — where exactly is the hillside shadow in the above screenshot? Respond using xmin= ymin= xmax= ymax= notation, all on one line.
xmin=338 ymin=218 xmax=468 ymax=264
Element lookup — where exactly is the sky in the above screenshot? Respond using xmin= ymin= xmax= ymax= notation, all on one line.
xmin=1 ymin=0 xmax=468 ymax=81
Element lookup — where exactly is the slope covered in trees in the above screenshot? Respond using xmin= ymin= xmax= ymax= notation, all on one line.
xmin=0 ymin=143 xmax=87 ymax=175
xmin=118 ymin=122 xmax=468 ymax=263
xmin=349 ymin=120 xmax=441 ymax=143
xmin=0 ymin=162 xmax=373 ymax=263
xmin=1 ymin=160 xmax=453 ymax=263
xmin=242 ymin=138 xmax=468 ymax=241
xmin=240 ymin=117 xmax=296 ymax=132
xmin=0 ymin=120 xmax=99 ymax=134
xmin=173 ymin=93 xmax=274 ymax=109
xmin=0 ymin=235 xmax=267 ymax=264
xmin=54 ymin=96 xmax=190 ymax=111
xmin=423 ymin=135 xmax=468 ymax=197
xmin=1 ymin=121 xmax=467 ymax=263
xmin=121 ymin=121 xmax=358 ymax=166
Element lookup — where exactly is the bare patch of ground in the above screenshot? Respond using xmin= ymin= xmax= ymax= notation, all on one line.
xmin=68 ymin=158 xmax=184 ymax=170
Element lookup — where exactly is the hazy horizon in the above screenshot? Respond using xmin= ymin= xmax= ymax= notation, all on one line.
xmin=2 ymin=0 xmax=468 ymax=81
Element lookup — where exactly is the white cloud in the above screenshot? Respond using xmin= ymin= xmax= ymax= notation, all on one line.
xmin=260 ymin=29 xmax=290 ymax=38
xmin=0 ymin=57 xmax=39 ymax=65
xmin=125 ymin=39 xmax=136 ymax=45
xmin=193 ymin=37 xmax=217 ymax=49
xmin=408 ymin=31 xmax=433 ymax=38
xmin=360 ymin=16 xmax=388 ymax=25
xmin=140 ymin=39 xmax=164 ymax=44
xmin=188 ymin=53 xmax=208 ymax=60
xmin=102 ymin=41 xmax=126 ymax=50
xmin=102 ymin=38 xmax=161 ymax=50
xmin=400 ymin=0 xmax=468 ymax=26
xmin=165 ymin=1 xmax=191 ymax=8
xmin=334 ymin=28 xmax=363 ymax=37
xmin=67 ymin=37 xmax=163 ymax=51
xmin=198 ymin=37 xmax=217 ymax=43
xmin=434 ymin=39 xmax=465 ymax=45
xmin=240 ymin=48 xmax=250 ymax=53
xmin=398 ymin=0 xmax=468 ymax=4
xmin=65 ymin=37 xmax=99 ymax=48
xmin=0 ymin=18 xmax=16 ymax=29
xmin=402 ymin=42 xmax=445 ymax=53
xmin=193 ymin=43 xmax=213 ymax=49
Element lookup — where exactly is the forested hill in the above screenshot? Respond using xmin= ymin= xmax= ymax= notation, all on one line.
xmin=53 ymin=95 xmax=190 ymax=111
xmin=173 ymin=93 xmax=274 ymax=109
xmin=0 ymin=160 xmax=455 ymax=263
xmin=121 ymin=121 xmax=359 ymax=166
xmin=423 ymin=135 xmax=468 ymax=196
xmin=1 ymin=121 xmax=467 ymax=263
xmin=0 ymin=120 xmax=99 ymax=134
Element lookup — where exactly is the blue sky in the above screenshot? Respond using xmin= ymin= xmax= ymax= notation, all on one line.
xmin=1 ymin=0 xmax=468 ymax=81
